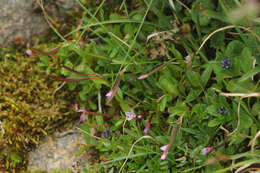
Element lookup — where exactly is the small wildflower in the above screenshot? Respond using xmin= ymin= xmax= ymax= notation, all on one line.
xmin=217 ymin=106 xmax=228 ymax=115
xmin=138 ymin=74 xmax=149 ymax=80
xmin=221 ymin=58 xmax=231 ymax=70
xmin=125 ymin=109 xmax=136 ymax=121
xmin=78 ymin=109 xmax=87 ymax=122
xmin=137 ymin=115 xmax=144 ymax=119
xmin=160 ymin=145 xmax=169 ymax=160
xmin=26 ymin=49 xmax=33 ymax=56
xmin=144 ymin=122 xmax=151 ymax=134
xmin=202 ymin=147 xmax=213 ymax=155
xmin=160 ymin=151 xmax=168 ymax=160
xmin=106 ymin=90 xmax=113 ymax=99
xmin=160 ymin=145 xmax=168 ymax=152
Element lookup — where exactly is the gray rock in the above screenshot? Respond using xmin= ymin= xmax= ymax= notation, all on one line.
xmin=0 ymin=0 xmax=77 ymax=47
xmin=0 ymin=0 xmax=48 ymax=47
xmin=27 ymin=126 xmax=96 ymax=173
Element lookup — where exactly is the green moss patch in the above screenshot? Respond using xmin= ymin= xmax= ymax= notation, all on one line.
xmin=0 ymin=51 xmax=76 ymax=172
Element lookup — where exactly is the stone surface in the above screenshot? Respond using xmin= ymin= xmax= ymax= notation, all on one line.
xmin=0 ymin=0 xmax=77 ymax=47
xmin=27 ymin=125 xmax=96 ymax=173
xmin=0 ymin=0 xmax=48 ymax=47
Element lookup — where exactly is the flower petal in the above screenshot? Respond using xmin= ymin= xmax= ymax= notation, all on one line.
xmin=160 ymin=145 xmax=168 ymax=152
xmin=26 ymin=50 xmax=33 ymax=56
xmin=160 ymin=151 xmax=168 ymax=160
xmin=144 ymin=122 xmax=151 ymax=134
xmin=78 ymin=109 xmax=87 ymax=113
xmin=80 ymin=112 xmax=86 ymax=122
xmin=106 ymin=90 xmax=113 ymax=98
xmin=202 ymin=147 xmax=213 ymax=155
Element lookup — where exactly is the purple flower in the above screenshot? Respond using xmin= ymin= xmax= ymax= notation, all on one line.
xmin=26 ymin=50 xmax=33 ymax=56
xmin=78 ymin=109 xmax=87 ymax=122
xmin=125 ymin=109 xmax=136 ymax=121
xmin=202 ymin=147 xmax=213 ymax=155
xmin=144 ymin=122 xmax=151 ymax=134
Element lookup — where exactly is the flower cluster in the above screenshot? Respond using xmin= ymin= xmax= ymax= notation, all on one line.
xmin=217 ymin=106 xmax=228 ymax=115
xmin=221 ymin=58 xmax=231 ymax=70
xmin=125 ymin=109 xmax=150 ymax=133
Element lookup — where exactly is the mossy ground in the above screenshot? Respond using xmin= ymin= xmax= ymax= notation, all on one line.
xmin=0 ymin=49 xmax=77 ymax=172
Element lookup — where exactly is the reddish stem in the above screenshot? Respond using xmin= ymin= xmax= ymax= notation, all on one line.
xmin=48 ymin=74 xmax=102 ymax=82
xmin=31 ymin=46 xmax=61 ymax=55
xmin=61 ymin=64 xmax=104 ymax=79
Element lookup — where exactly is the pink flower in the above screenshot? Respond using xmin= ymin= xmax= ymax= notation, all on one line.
xmin=160 ymin=145 xmax=169 ymax=160
xmin=137 ymin=115 xmax=144 ymax=119
xmin=26 ymin=49 xmax=33 ymax=56
xmin=160 ymin=151 xmax=168 ymax=160
xmin=78 ymin=109 xmax=87 ymax=122
xmin=137 ymin=74 xmax=149 ymax=80
xmin=106 ymin=90 xmax=113 ymax=99
xmin=160 ymin=145 xmax=168 ymax=152
xmin=125 ymin=109 xmax=136 ymax=121
xmin=144 ymin=122 xmax=151 ymax=134
xmin=202 ymin=147 xmax=213 ymax=155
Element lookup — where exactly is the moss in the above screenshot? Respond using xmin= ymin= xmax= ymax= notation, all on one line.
xmin=0 ymin=50 xmax=76 ymax=172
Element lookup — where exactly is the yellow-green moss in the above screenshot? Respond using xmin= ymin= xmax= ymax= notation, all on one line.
xmin=0 ymin=50 xmax=76 ymax=172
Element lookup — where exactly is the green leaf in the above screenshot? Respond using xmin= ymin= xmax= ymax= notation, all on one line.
xmin=252 ymin=102 xmax=260 ymax=115
xmin=109 ymin=13 xmax=124 ymax=20
xmin=238 ymin=67 xmax=260 ymax=82
xmin=226 ymin=80 xmax=254 ymax=93
xmin=79 ymin=85 xmax=92 ymax=101
xmin=159 ymin=76 xmax=179 ymax=95
xmin=240 ymin=113 xmax=253 ymax=129
xmin=61 ymin=60 xmax=73 ymax=76
xmin=123 ymin=24 xmax=135 ymax=38
xmin=159 ymin=95 xmax=168 ymax=112
xmin=225 ymin=40 xmax=244 ymax=57
xmin=39 ymin=55 xmax=49 ymax=66
xmin=206 ymin=105 xmax=218 ymax=116
xmin=185 ymin=89 xmax=202 ymax=103
xmin=191 ymin=0 xmax=215 ymax=26
xmin=201 ymin=65 xmax=212 ymax=87
xmin=81 ymin=123 xmax=98 ymax=145
xmin=186 ymin=69 xmax=200 ymax=87
xmin=240 ymin=47 xmax=253 ymax=73
xmin=96 ymin=116 xmax=104 ymax=132
xmin=210 ymin=31 xmax=225 ymax=49
xmin=169 ymin=46 xmax=183 ymax=59
xmin=168 ymin=103 xmax=188 ymax=117
xmin=208 ymin=117 xmax=224 ymax=127
xmin=115 ymin=95 xmax=130 ymax=112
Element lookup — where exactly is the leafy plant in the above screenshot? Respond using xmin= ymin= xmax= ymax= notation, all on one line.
xmin=27 ymin=0 xmax=260 ymax=172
